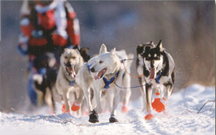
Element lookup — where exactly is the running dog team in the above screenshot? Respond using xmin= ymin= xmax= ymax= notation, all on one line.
xmin=18 ymin=0 xmax=175 ymax=123
xmin=32 ymin=42 xmax=175 ymax=123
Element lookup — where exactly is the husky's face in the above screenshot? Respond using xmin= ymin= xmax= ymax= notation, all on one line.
xmin=142 ymin=40 xmax=164 ymax=79
xmin=60 ymin=48 xmax=81 ymax=78
xmin=89 ymin=44 xmax=119 ymax=80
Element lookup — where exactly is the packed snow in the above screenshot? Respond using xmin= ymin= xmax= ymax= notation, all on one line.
xmin=0 ymin=84 xmax=215 ymax=135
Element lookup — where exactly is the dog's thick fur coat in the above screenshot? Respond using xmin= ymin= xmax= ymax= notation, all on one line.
xmin=76 ymin=44 xmax=133 ymax=123
xmin=32 ymin=52 xmax=57 ymax=112
xmin=137 ymin=40 xmax=175 ymax=120
xmin=55 ymin=48 xmax=84 ymax=113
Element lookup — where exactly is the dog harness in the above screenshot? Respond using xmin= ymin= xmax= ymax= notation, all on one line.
xmin=103 ymin=70 xmax=120 ymax=89
xmin=155 ymin=72 xmax=162 ymax=83
xmin=87 ymin=63 xmax=93 ymax=73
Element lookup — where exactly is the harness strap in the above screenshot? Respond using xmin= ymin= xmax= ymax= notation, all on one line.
xmin=114 ymin=82 xmax=149 ymax=89
xmin=155 ymin=72 xmax=162 ymax=83
xmin=121 ymin=61 xmax=143 ymax=78
xmin=114 ymin=72 xmax=162 ymax=90
xmin=87 ymin=63 xmax=93 ymax=73
xmin=103 ymin=70 xmax=120 ymax=89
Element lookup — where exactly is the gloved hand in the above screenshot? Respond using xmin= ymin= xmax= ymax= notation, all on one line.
xmin=18 ymin=34 xmax=29 ymax=56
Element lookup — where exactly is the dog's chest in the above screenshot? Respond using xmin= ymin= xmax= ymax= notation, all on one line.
xmin=137 ymin=65 xmax=143 ymax=75
xmin=145 ymin=75 xmax=170 ymax=86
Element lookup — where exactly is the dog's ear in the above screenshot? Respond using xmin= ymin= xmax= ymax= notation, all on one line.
xmin=64 ymin=48 xmax=68 ymax=52
xmin=75 ymin=49 xmax=81 ymax=55
xmin=143 ymin=46 xmax=150 ymax=55
xmin=73 ymin=45 xmax=80 ymax=51
xmin=157 ymin=39 xmax=163 ymax=52
xmin=110 ymin=48 xmax=116 ymax=56
xmin=99 ymin=44 xmax=107 ymax=54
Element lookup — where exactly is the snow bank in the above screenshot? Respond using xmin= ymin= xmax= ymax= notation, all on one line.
xmin=0 ymin=84 xmax=215 ymax=135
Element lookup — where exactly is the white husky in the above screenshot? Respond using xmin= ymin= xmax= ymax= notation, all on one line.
xmin=55 ymin=48 xmax=84 ymax=114
xmin=76 ymin=44 xmax=133 ymax=123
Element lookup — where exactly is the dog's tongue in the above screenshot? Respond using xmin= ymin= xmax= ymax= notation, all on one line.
xmin=94 ymin=71 xmax=103 ymax=80
xmin=149 ymin=68 xmax=155 ymax=79
xmin=67 ymin=67 xmax=76 ymax=78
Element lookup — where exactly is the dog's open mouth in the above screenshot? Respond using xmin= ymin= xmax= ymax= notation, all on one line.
xmin=94 ymin=68 xmax=107 ymax=80
xmin=66 ymin=66 xmax=76 ymax=78
xmin=149 ymin=68 xmax=155 ymax=79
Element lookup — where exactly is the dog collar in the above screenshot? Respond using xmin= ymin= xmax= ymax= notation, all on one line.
xmin=69 ymin=80 xmax=75 ymax=86
xmin=103 ymin=70 xmax=120 ymax=89
xmin=87 ymin=63 xmax=93 ymax=73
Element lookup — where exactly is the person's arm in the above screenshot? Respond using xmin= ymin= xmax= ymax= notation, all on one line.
xmin=65 ymin=2 xmax=80 ymax=46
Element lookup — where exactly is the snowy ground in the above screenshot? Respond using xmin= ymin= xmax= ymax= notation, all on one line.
xmin=0 ymin=84 xmax=215 ymax=135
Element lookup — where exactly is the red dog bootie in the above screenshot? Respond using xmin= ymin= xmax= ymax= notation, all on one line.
xmin=62 ymin=103 xmax=69 ymax=113
xmin=121 ymin=103 xmax=128 ymax=113
xmin=71 ymin=101 xmax=80 ymax=111
xmin=151 ymin=98 xmax=167 ymax=113
xmin=145 ymin=114 xmax=153 ymax=120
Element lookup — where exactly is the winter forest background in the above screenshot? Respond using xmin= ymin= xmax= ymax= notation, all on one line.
xmin=0 ymin=1 xmax=215 ymax=112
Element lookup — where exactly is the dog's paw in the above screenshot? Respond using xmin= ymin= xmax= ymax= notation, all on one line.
xmin=71 ymin=101 xmax=80 ymax=111
xmin=89 ymin=110 xmax=99 ymax=123
xmin=109 ymin=116 xmax=118 ymax=123
xmin=62 ymin=103 xmax=69 ymax=113
xmin=121 ymin=106 xmax=128 ymax=113
xmin=151 ymin=98 xmax=166 ymax=113
xmin=144 ymin=114 xmax=153 ymax=120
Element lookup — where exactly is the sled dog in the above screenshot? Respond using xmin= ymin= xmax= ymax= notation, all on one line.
xmin=136 ymin=42 xmax=155 ymax=111
xmin=138 ymin=40 xmax=175 ymax=120
xmin=55 ymin=47 xmax=84 ymax=114
xmin=32 ymin=52 xmax=57 ymax=113
xmin=100 ymin=50 xmax=134 ymax=113
xmin=76 ymin=44 xmax=134 ymax=123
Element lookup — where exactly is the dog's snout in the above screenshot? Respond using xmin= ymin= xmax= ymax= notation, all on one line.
xmin=90 ymin=67 xmax=95 ymax=72
xmin=65 ymin=62 xmax=72 ymax=67
xmin=151 ymin=60 xmax=154 ymax=68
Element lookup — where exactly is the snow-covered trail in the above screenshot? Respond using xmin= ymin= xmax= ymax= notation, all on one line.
xmin=0 ymin=84 xmax=215 ymax=135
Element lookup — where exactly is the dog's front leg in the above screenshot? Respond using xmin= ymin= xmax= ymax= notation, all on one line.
xmin=163 ymin=83 xmax=174 ymax=104
xmin=76 ymin=89 xmax=84 ymax=104
xmin=83 ymin=87 xmax=93 ymax=112
xmin=71 ymin=88 xmax=84 ymax=112
xmin=88 ymin=87 xmax=100 ymax=123
xmin=109 ymin=89 xmax=120 ymax=123
xmin=121 ymin=73 xmax=131 ymax=113
xmin=138 ymin=77 xmax=147 ymax=112
xmin=144 ymin=84 xmax=153 ymax=120
xmin=106 ymin=89 xmax=114 ymax=112
xmin=62 ymin=90 xmax=70 ymax=113
xmin=94 ymin=88 xmax=103 ymax=113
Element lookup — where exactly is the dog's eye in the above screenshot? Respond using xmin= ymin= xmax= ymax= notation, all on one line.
xmin=72 ymin=56 xmax=76 ymax=59
xmin=99 ymin=61 xmax=103 ymax=64
xmin=64 ymin=56 xmax=68 ymax=59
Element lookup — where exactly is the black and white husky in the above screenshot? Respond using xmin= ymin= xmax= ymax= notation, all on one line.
xmin=137 ymin=40 xmax=175 ymax=120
